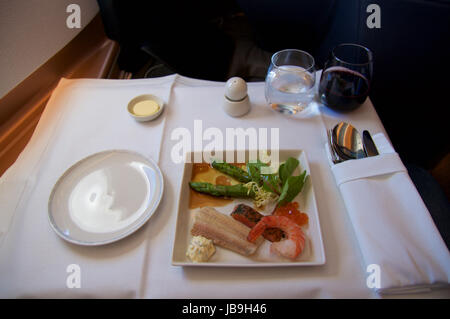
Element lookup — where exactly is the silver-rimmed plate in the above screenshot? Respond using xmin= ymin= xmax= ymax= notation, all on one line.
xmin=48 ymin=150 xmax=163 ymax=245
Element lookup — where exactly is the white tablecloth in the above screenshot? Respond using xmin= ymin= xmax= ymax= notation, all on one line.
xmin=0 ymin=74 xmax=448 ymax=298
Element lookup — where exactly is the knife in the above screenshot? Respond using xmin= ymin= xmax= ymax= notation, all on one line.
xmin=362 ymin=130 xmax=379 ymax=156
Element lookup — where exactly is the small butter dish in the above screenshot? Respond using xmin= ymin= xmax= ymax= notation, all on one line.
xmin=127 ymin=94 xmax=164 ymax=122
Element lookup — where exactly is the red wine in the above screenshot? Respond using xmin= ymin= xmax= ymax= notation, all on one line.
xmin=319 ymin=66 xmax=370 ymax=111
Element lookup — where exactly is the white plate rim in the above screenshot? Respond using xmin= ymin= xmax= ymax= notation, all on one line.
xmin=171 ymin=149 xmax=326 ymax=267
xmin=48 ymin=149 xmax=164 ymax=246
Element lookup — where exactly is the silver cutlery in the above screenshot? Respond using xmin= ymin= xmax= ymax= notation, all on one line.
xmin=327 ymin=122 xmax=374 ymax=164
xmin=327 ymin=129 xmax=342 ymax=164
xmin=362 ymin=130 xmax=379 ymax=156
xmin=332 ymin=122 xmax=367 ymax=160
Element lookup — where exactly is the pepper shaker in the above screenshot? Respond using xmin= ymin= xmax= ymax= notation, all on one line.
xmin=223 ymin=77 xmax=251 ymax=117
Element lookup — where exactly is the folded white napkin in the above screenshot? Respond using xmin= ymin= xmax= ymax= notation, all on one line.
xmin=325 ymin=133 xmax=450 ymax=295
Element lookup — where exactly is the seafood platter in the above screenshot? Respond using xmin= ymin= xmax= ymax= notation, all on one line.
xmin=171 ymin=150 xmax=325 ymax=267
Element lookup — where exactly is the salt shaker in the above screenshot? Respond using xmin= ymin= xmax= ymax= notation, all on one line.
xmin=223 ymin=77 xmax=251 ymax=117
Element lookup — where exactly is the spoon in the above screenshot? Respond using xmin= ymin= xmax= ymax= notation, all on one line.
xmin=326 ymin=129 xmax=341 ymax=164
xmin=332 ymin=122 xmax=367 ymax=160
xmin=330 ymin=129 xmax=352 ymax=161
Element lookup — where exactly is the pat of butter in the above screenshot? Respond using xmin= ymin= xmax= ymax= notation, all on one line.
xmin=132 ymin=100 xmax=160 ymax=116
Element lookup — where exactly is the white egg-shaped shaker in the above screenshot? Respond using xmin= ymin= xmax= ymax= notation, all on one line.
xmin=223 ymin=77 xmax=251 ymax=117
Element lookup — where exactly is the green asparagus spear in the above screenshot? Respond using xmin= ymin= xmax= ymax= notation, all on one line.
xmin=189 ymin=182 xmax=255 ymax=198
xmin=211 ymin=161 xmax=252 ymax=183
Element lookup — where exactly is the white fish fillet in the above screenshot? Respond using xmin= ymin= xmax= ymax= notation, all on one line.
xmin=191 ymin=207 xmax=263 ymax=256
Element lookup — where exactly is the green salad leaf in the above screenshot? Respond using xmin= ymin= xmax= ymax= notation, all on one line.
xmin=278 ymin=157 xmax=300 ymax=186
xmin=277 ymin=170 xmax=307 ymax=207
xmin=261 ymin=173 xmax=281 ymax=194
xmin=246 ymin=160 xmax=267 ymax=185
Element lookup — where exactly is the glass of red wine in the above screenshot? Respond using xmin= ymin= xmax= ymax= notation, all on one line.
xmin=319 ymin=43 xmax=373 ymax=111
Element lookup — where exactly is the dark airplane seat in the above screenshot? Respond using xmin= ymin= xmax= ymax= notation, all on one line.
xmin=97 ymin=0 xmax=235 ymax=80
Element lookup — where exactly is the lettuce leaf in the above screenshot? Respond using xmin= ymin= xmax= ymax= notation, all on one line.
xmin=277 ymin=170 xmax=307 ymax=207
xmin=279 ymin=157 xmax=299 ymax=186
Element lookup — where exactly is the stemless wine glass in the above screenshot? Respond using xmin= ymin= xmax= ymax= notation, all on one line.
xmin=319 ymin=43 xmax=373 ymax=111
xmin=265 ymin=49 xmax=316 ymax=115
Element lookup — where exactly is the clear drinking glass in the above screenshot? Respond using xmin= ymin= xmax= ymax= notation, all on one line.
xmin=265 ymin=49 xmax=316 ymax=114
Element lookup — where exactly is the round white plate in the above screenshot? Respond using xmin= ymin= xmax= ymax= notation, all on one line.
xmin=48 ymin=150 xmax=163 ymax=245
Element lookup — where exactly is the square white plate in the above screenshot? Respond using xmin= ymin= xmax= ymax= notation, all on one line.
xmin=171 ymin=149 xmax=325 ymax=267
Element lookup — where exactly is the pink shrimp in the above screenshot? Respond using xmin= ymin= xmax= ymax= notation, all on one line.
xmin=247 ymin=215 xmax=305 ymax=260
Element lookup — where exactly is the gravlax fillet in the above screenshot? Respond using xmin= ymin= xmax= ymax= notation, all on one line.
xmin=191 ymin=207 xmax=263 ymax=256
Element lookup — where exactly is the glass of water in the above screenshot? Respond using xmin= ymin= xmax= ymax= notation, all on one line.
xmin=265 ymin=49 xmax=316 ymax=115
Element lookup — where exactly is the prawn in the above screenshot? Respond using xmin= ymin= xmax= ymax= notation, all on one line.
xmin=247 ymin=215 xmax=305 ymax=260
